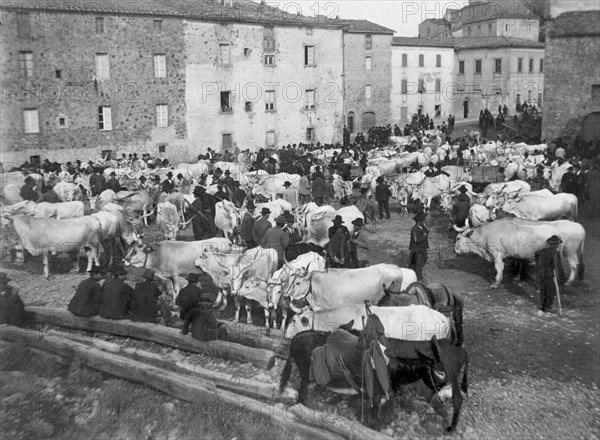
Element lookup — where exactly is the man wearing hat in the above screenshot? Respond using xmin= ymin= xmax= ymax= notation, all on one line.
xmin=408 ymin=212 xmax=429 ymax=281
xmin=298 ymin=171 xmax=312 ymax=205
xmin=253 ymin=207 xmax=272 ymax=246
xmin=451 ymin=186 xmax=471 ymax=228
xmin=137 ymin=175 xmax=149 ymax=191
xmin=176 ymin=271 xmax=225 ymax=340
xmin=281 ymin=181 xmax=298 ymax=209
xmin=213 ymin=184 xmax=231 ymax=202
xmin=106 ymin=171 xmax=121 ymax=193
xmin=0 ymin=273 xmax=27 ymax=327
xmin=375 ymin=176 xmax=391 ymax=220
xmin=176 ymin=173 xmax=190 ymax=194
xmin=327 ymin=215 xmax=350 ymax=268
xmin=129 ymin=269 xmax=172 ymax=325
xmin=348 ymin=218 xmax=368 ymax=268
xmin=20 ymin=175 xmax=37 ymax=201
xmin=99 ymin=265 xmax=134 ymax=320
xmin=222 ymin=169 xmax=235 ymax=192
xmin=232 ymin=181 xmax=246 ymax=209
xmin=190 ymin=186 xmax=215 ymax=240
xmin=261 ymin=214 xmax=290 ymax=269
xmin=535 ymin=235 xmax=565 ymax=314
xmin=162 ymin=171 xmax=175 ymax=194
xmin=311 ymin=173 xmax=326 ymax=206
xmin=284 ymin=211 xmax=302 ymax=245
xmin=240 ymin=201 xmax=257 ymax=248
xmin=68 ymin=265 xmax=104 ymax=317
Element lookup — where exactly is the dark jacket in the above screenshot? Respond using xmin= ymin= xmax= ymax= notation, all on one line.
xmin=90 ymin=173 xmax=106 ymax=195
xmin=37 ymin=189 xmax=61 ymax=204
xmin=535 ymin=247 xmax=565 ymax=283
xmin=561 ymin=172 xmax=577 ymax=194
xmin=409 ymin=223 xmax=429 ymax=252
xmin=20 ymin=184 xmax=37 ymax=201
xmin=252 ymin=216 xmax=272 ymax=245
xmin=186 ymin=306 xmax=222 ymax=341
xmin=176 ymin=283 xmax=203 ymax=319
xmin=240 ymin=212 xmax=255 ymax=245
xmin=451 ymin=194 xmax=471 ymax=228
xmin=162 ymin=178 xmax=175 ymax=194
xmin=68 ymin=277 xmax=102 ymax=317
xmin=312 ymin=177 xmax=327 ymax=198
xmin=99 ymin=278 xmax=134 ymax=320
xmin=328 ymin=228 xmax=348 ymax=263
xmin=375 ymin=183 xmax=391 ymax=202
xmin=232 ymin=188 xmax=247 ymax=208
xmin=261 ymin=226 xmax=290 ymax=262
xmin=0 ymin=288 xmax=27 ymax=328
xmin=106 ymin=177 xmax=121 ymax=193
xmin=129 ymin=280 xmax=163 ymax=322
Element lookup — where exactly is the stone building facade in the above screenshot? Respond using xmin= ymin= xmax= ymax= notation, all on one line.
xmin=0 ymin=2 xmax=188 ymax=165
xmin=341 ymin=21 xmax=394 ymax=137
xmin=541 ymin=10 xmax=600 ymax=145
xmin=390 ymin=38 xmax=455 ymax=125
xmin=451 ymin=37 xmax=545 ymax=120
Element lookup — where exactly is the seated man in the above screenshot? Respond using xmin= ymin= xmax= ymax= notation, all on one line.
xmin=129 ymin=269 xmax=172 ymax=325
xmin=99 ymin=266 xmax=133 ymax=320
xmin=0 ymin=273 xmax=27 ymax=328
xmin=68 ymin=265 xmax=104 ymax=317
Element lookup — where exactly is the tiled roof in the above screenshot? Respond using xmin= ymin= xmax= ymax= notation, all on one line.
xmin=154 ymin=0 xmax=341 ymax=28
xmin=0 ymin=0 xmax=183 ymax=16
xmin=339 ymin=19 xmax=395 ymax=34
xmin=392 ymin=37 xmax=455 ymax=48
xmin=451 ymin=36 xmax=545 ymax=49
xmin=422 ymin=18 xmax=450 ymax=25
xmin=548 ymin=11 xmax=600 ymax=38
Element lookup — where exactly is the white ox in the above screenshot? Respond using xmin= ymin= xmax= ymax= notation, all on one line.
xmin=283 ymin=264 xmax=417 ymax=312
xmin=53 ymin=181 xmax=84 ymax=202
xmin=127 ymin=238 xmax=233 ymax=297
xmin=455 ymin=217 xmax=585 ymax=288
xmin=483 ymin=180 xmax=531 ymax=198
xmin=238 ymin=251 xmax=326 ymax=328
xmin=213 ymin=161 xmax=251 ymax=188
xmin=500 ymin=191 xmax=578 ymax=222
xmin=412 ymin=175 xmax=473 ymax=211
xmin=194 ymin=247 xmax=278 ymax=324
xmin=251 ymin=173 xmax=301 ymax=200
xmin=304 ymin=205 xmax=363 ymax=247
xmin=285 ymin=304 xmax=450 ymax=340
xmin=544 ymin=161 xmax=572 ymax=192
xmin=175 ymin=161 xmax=210 ymax=177
xmin=1 ymin=200 xmax=84 ymax=220
xmin=156 ymin=202 xmax=182 ymax=241
xmin=214 ymin=200 xmax=242 ymax=241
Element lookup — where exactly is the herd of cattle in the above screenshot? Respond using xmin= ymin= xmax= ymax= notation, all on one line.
xmin=0 ymin=135 xmax=586 ymax=432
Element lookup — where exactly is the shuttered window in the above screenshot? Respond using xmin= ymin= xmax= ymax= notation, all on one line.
xmin=154 ymin=54 xmax=166 ymax=78
xmin=24 ymin=109 xmax=39 ymax=133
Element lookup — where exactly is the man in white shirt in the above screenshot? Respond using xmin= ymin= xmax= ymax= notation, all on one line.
xmin=281 ymin=181 xmax=298 ymax=209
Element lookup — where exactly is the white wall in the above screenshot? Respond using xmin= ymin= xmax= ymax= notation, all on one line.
xmin=184 ymin=21 xmax=344 ymax=158
xmin=391 ymin=45 xmax=455 ymax=124
xmin=551 ymin=0 xmax=600 ymax=17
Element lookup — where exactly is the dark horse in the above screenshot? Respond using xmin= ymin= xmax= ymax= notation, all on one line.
xmin=379 ymin=281 xmax=464 ymax=346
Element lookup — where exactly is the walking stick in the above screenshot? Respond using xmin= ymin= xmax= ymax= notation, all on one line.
xmin=553 ymin=269 xmax=563 ymax=317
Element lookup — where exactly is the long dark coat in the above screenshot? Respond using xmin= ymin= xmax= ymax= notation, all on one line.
xmin=68 ymin=277 xmax=102 ymax=317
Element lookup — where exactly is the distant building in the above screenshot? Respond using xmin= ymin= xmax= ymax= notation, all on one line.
xmin=541 ymin=7 xmax=600 ymax=147
xmin=341 ymin=20 xmax=394 ymax=136
xmin=390 ymin=38 xmax=455 ymax=125
xmin=418 ymin=19 xmax=451 ymax=38
xmin=451 ymin=37 xmax=545 ymax=121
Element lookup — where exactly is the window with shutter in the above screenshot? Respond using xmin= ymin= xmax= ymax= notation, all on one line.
xmin=24 ymin=109 xmax=39 ymax=133
xmin=265 ymin=90 xmax=275 ymax=111
xmin=402 ymin=54 xmax=408 ymax=67
xmin=154 ymin=54 xmax=167 ymax=78
xmin=95 ymin=53 xmax=110 ymax=79
xmin=219 ymin=44 xmax=231 ymax=65
xmin=98 ymin=106 xmax=112 ymax=130
xmin=156 ymin=104 xmax=168 ymax=127
xmin=306 ymin=89 xmax=315 ymax=109
xmin=19 ymin=52 xmax=33 ymax=78
xmin=304 ymin=45 xmax=315 ymax=66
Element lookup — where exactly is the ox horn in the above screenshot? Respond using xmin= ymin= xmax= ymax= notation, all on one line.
xmin=139 ymin=208 xmax=155 ymax=219
xmin=453 ymin=224 xmax=465 ymax=232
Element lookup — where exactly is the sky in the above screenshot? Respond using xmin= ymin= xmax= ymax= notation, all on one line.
xmin=265 ymin=0 xmax=470 ymax=36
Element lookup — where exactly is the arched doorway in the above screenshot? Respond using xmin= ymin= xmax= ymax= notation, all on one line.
xmin=417 ymin=105 xmax=424 ymax=116
xmin=362 ymin=112 xmax=375 ymax=131
xmin=581 ymin=112 xmax=600 ymax=142
xmin=347 ymin=112 xmax=355 ymax=133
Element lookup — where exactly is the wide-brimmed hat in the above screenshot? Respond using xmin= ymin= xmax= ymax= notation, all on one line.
xmin=261 ymin=207 xmax=271 ymax=215
xmin=224 ymin=170 xmax=231 ymax=175
xmin=153 ymin=175 xmax=161 ymax=181
xmin=177 ymin=173 xmax=184 ymax=179
xmin=187 ymin=273 xmax=200 ymax=283
xmin=139 ymin=176 xmax=147 ymax=182
xmin=546 ymin=235 xmax=562 ymax=245
xmin=233 ymin=181 xmax=240 ymax=187
xmin=332 ymin=215 xmax=344 ymax=225
xmin=110 ymin=171 xmax=116 ymax=176
xmin=166 ymin=171 xmax=173 ymax=178
xmin=143 ymin=269 xmax=155 ymax=280
xmin=414 ymin=212 xmax=427 ymax=222
xmin=352 ymin=218 xmax=364 ymax=227
xmin=275 ymin=215 xmax=287 ymax=224
xmin=193 ymin=186 xmax=206 ymax=196
xmin=376 ymin=176 xmax=384 ymax=183
xmin=457 ymin=186 xmax=468 ymax=193
xmin=283 ymin=181 xmax=292 ymax=187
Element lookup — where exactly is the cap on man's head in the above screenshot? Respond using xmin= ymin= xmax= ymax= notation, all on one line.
xmin=457 ymin=186 xmax=468 ymax=193
xmin=413 ymin=212 xmax=427 ymax=222
xmin=275 ymin=215 xmax=287 ymax=224
xmin=261 ymin=207 xmax=271 ymax=215
xmin=352 ymin=218 xmax=364 ymax=227
xmin=283 ymin=181 xmax=292 ymax=187
xmin=332 ymin=215 xmax=344 ymax=225
xmin=187 ymin=273 xmax=200 ymax=283
xmin=110 ymin=171 xmax=116 ymax=176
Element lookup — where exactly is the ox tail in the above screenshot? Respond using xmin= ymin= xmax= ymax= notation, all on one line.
xmin=279 ymin=354 xmax=294 ymax=394
xmin=461 ymin=352 xmax=469 ymax=396
xmin=573 ymin=199 xmax=579 ymax=222
xmin=452 ymin=292 xmax=465 ymax=347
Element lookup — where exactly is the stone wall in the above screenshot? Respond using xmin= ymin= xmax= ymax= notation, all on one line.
xmin=343 ymin=32 xmax=392 ymax=134
xmin=541 ymin=33 xmax=600 ymax=141
xmin=0 ymin=9 xmax=188 ymax=164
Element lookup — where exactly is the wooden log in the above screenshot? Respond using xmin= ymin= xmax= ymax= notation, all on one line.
xmin=287 ymin=404 xmax=394 ymax=440
xmin=26 ymin=307 xmax=275 ymax=370
xmin=45 ymin=328 xmax=297 ymax=404
xmin=0 ymin=325 xmax=343 ymax=440
xmin=217 ymin=319 xmax=290 ymax=357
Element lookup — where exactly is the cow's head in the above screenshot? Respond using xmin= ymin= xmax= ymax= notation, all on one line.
xmin=238 ymin=276 xmax=269 ymax=309
xmin=194 ymin=254 xmax=232 ymax=289
xmin=284 ymin=311 xmax=312 ymax=339
xmin=454 ymin=229 xmax=477 ymax=256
